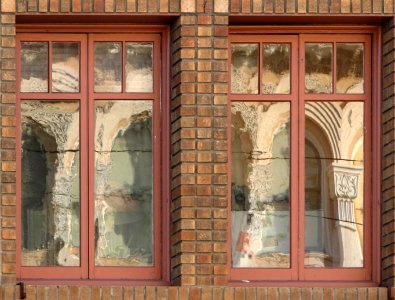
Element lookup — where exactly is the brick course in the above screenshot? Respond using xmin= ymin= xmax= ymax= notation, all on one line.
xmin=0 ymin=0 xmax=394 ymax=299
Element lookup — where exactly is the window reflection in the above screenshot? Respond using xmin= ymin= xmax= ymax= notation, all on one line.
xmin=94 ymin=100 xmax=153 ymax=266
xmin=94 ymin=42 xmax=122 ymax=93
xmin=304 ymin=101 xmax=364 ymax=268
xmin=231 ymin=44 xmax=259 ymax=94
xmin=126 ymin=43 xmax=153 ymax=93
xmin=336 ymin=43 xmax=364 ymax=94
xmin=305 ymin=43 xmax=333 ymax=94
xmin=21 ymin=42 xmax=48 ymax=92
xmin=231 ymin=102 xmax=290 ymax=268
xmin=262 ymin=44 xmax=290 ymax=94
xmin=52 ymin=43 xmax=80 ymax=93
xmin=21 ymin=101 xmax=80 ymax=266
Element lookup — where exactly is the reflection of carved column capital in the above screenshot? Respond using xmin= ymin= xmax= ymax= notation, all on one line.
xmin=327 ymin=163 xmax=363 ymax=200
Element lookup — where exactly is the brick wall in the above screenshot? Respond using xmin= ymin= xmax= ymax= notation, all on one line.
xmin=382 ymin=16 xmax=395 ymax=292
xmin=0 ymin=286 xmax=390 ymax=300
xmin=0 ymin=0 xmax=395 ymax=299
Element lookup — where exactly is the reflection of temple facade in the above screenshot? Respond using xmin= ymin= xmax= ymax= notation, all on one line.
xmin=231 ymin=101 xmax=364 ymax=269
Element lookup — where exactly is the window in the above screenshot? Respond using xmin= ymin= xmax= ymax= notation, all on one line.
xmin=229 ymin=31 xmax=379 ymax=282
xmin=16 ymin=30 xmax=168 ymax=280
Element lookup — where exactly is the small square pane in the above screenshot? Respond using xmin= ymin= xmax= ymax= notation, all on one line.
xmin=336 ymin=43 xmax=364 ymax=94
xmin=231 ymin=44 xmax=259 ymax=94
xmin=94 ymin=42 xmax=122 ymax=93
xmin=262 ymin=44 xmax=290 ymax=94
xmin=52 ymin=43 xmax=80 ymax=93
xmin=21 ymin=42 xmax=48 ymax=92
xmin=305 ymin=43 xmax=333 ymax=94
xmin=126 ymin=43 xmax=153 ymax=93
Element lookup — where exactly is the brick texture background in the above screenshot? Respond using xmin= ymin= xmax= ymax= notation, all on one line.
xmin=0 ymin=0 xmax=394 ymax=299
xmin=0 ymin=286 xmax=391 ymax=300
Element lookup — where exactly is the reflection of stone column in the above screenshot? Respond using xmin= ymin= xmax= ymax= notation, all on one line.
xmin=232 ymin=102 xmax=289 ymax=267
xmin=328 ymin=163 xmax=363 ymax=267
xmin=94 ymin=101 xmax=152 ymax=259
xmin=23 ymin=103 xmax=79 ymax=265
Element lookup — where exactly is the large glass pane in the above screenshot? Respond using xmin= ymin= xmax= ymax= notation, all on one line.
xmin=52 ymin=43 xmax=80 ymax=93
xmin=262 ymin=44 xmax=290 ymax=94
xmin=336 ymin=43 xmax=364 ymax=94
xmin=231 ymin=44 xmax=259 ymax=94
xmin=21 ymin=101 xmax=80 ymax=266
xmin=95 ymin=100 xmax=153 ymax=266
xmin=304 ymin=101 xmax=364 ymax=268
xmin=126 ymin=43 xmax=153 ymax=93
xmin=94 ymin=42 xmax=122 ymax=93
xmin=305 ymin=43 xmax=333 ymax=94
xmin=21 ymin=42 xmax=48 ymax=92
xmin=231 ymin=102 xmax=290 ymax=268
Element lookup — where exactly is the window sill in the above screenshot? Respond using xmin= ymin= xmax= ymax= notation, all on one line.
xmin=17 ymin=279 xmax=171 ymax=286
xmin=228 ymin=280 xmax=380 ymax=287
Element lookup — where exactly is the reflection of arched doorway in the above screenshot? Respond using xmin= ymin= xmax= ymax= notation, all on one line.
xmin=21 ymin=128 xmax=48 ymax=252
xmin=304 ymin=102 xmax=364 ymax=268
xmin=305 ymin=118 xmax=335 ymax=267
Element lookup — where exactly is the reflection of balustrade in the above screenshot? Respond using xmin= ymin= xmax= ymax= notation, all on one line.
xmin=327 ymin=163 xmax=363 ymax=267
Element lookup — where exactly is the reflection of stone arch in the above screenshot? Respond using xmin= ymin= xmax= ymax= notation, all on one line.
xmin=305 ymin=102 xmax=364 ymax=267
xmin=305 ymin=117 xmax=335 ymax=262
xmin=21 ymin=101 xmax=80 ymax=266
xmin=21 ymin=119 xmax=57 ymax=265
xmin=305 ymin=102 xmax=341 ymax=159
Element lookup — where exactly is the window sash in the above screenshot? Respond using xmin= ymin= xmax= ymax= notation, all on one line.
xmin=16 ymin=32 xmax=164 ymax=280
xmin=228 ymin=32 xmax=374 ymax=282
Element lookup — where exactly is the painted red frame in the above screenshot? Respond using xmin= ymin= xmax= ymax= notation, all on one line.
xmin=228 ymin=27 xmax=381 ymax=286
xmin=16 ymin=26 xmax=170 ymax=283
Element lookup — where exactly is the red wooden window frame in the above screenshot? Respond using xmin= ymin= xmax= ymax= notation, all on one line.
xmin=228 ymin=27 xmax=381 ymax=286
xmin=16 ymin=26 xmax=170 ymax=283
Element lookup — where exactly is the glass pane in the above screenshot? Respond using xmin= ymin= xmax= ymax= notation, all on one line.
xmin=262 ymin=44 xmax=290 ymax=94
xmin=231 ymin=44 xmax=259 ymax=94
xmin=21 ymin=101 xmax=80 ymax=266
xmin=95 ymin=100 xmax=153 ymax=266
xmin=21 ymin=42 xmax=48 ymax=92
xmin=94 ymin=42 xmax=122 ymax=93
xmin=336 ymin=43 xmax=364 ymax=94
xmin=305 ymin=43 xmax=333 ymax=94
xmin=52 ymin=43 xmax=80 ymax=93
xmin=304 ymin=101 xmax=364 ymax=268
xmin=126 ymin=43 xmax=153 ymax=93
xmin=231 ymin=102 xmax=290 ymax=268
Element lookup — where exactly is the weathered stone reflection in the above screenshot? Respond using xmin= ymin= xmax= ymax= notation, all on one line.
xmin=95 ymin=100 xmax=153 ymax=266
xmin=262 ymin=44 xmax=290 ymax=94
xmin=21 ymin=42 xmax=48 ymax=92
xmin=52 ymin=43 xmax=80 ymax=93
xmin=231 ymin=44 xmax=259 ymax=94
xmin=21 ymin=101 xmax=80 ymax=266
xmin=231 ymin=102 xmax=290 ymax=268
xmin=304 ymin=101 xmax=364 ymax=268
xmin=336 ymin=43 xmax=364 ymax=94
xmin=126 ymin=43 xmax=153 ymax=93
xmin=305 ymin=43 xmax=333 ymax=93
xmin=94 ymin=42 xmax=122 ymax=93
